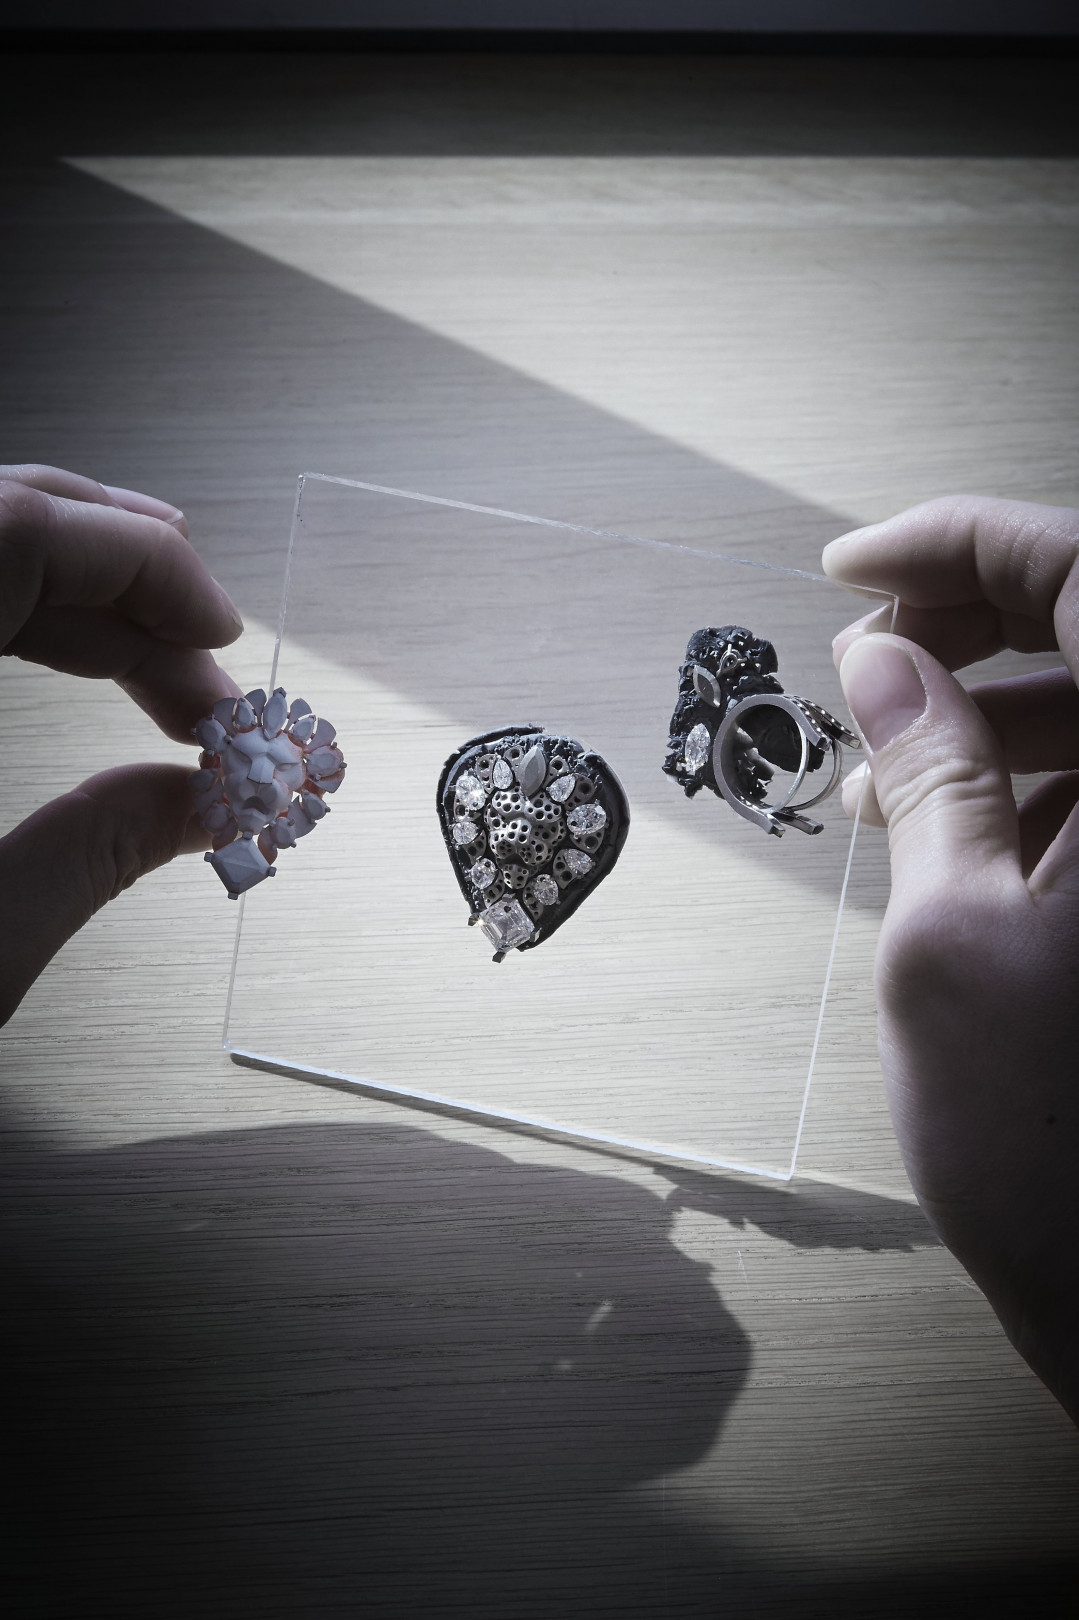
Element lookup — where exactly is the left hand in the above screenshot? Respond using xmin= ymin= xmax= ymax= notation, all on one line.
xmin=0 ymin=464 xmax=244 ymax=1025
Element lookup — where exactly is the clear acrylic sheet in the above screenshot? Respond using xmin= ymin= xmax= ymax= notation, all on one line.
xmin=223 ymin=476 xmax=894 ymax=1180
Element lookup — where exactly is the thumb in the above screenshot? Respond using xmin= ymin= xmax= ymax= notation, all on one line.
xmin=838 ymin=634 xmax=1021 ymax=899
xmin=0 ymin=764 xmax=207 ymax=1027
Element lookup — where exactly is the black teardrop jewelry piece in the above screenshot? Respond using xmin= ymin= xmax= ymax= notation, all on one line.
xmin=438 ymin=726 xmax=630 ymax=961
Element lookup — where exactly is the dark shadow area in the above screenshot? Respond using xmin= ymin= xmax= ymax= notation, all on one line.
xmin=1 ymin=46 xmax=1078 ymax=157
xmin=10 ymin=1118 xmax=1065 ymax=1620
xmin=0 ymin=161 xmax=860 ymax=593
xmin=2 ymin=1120 xmax=1072 ymax=1616
xmin=666 ymin=1162 xmax=939 ymax=1252
xmin=0 ymin=1121 xmax=746 ymax=1617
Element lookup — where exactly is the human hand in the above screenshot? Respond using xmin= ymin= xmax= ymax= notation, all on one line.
xmin=822 ymin=496 xmax=1079 ymax=1420
xmin=0 ymin=465 xmax=243 ymax=1025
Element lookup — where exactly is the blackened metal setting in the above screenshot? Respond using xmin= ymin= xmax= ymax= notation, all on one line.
xmin=438 ymin=725 xmax=630 ymax=960
xmin=663 ymin=626 xmax=859 ymax=836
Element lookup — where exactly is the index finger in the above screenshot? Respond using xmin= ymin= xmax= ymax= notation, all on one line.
xmin=0 ymin=462 xmax=189 ymax=536
xmin=822 ymin=496 xmax=1079 ymax=679
xmin=0 ymin=479 xmax=243 ymax=651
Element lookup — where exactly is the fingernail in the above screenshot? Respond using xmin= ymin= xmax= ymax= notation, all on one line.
xmin=212 ymin=578 xmax=244 ymax=635
xmin=839 ymin=636 xmax=927 ymax=752
xmin=831 ymin=603 xmax=894 ymax=669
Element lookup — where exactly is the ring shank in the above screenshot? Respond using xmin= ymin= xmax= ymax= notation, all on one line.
xmin=712 ymin=694 xmax=843 ymax=835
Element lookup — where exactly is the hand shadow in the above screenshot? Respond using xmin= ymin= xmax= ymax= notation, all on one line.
xmin=1 ymin=1120 xmax=746 ymax=1618
xmin=1 ymin=1121 xmax=1070 ymax=1618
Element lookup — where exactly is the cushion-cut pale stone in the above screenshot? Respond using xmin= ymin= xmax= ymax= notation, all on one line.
xmin=684 ymin=722 xmax=711 ymax=774
xmin=469 ymin=857 xmax=496 ymax=889
xmin=479 ymin=897 xmax=534 ymax=952
xmin=452 ymin=817 xmax=480 ymax=845
xmin=205 ymin=836 xmax=274 ymax=898
xmin=567 ymin=802 xmax=607 ymax=837
xmin=548 ymin=773 xmax=576 ymax=803
xmin=455 ymin=773 xmax=487 ymax=811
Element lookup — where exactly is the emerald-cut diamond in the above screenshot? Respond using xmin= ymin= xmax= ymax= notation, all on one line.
xmin=479 ymin=897 xmax=534 ymax=953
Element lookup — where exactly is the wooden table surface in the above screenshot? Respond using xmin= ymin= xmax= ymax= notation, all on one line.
xmin=2 ymin=47 xmax=1078 ymax=1616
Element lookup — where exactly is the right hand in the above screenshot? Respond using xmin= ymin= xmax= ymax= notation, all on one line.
xmin=823 ymin=495 xmax=1079 ymax=1421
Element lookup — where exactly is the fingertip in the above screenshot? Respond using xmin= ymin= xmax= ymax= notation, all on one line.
xmin=839 ymin=635 xmax=929 ymax=753
xmin=101 ymin=482 xmax=189 ymax=537
xmin=822 ymin=524 xmax=879 ymax=579
xmin=835 ymin=633 xmax=1021 ymax=877
xmin=117 ymin=648 xmax=245 ymax=744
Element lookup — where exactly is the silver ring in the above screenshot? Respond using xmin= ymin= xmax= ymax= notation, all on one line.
xmin=712 ymin=694 xmax=841 ymax=837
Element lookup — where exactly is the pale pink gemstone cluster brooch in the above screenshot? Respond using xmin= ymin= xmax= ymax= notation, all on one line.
xmin=190 ymin=687 xmax=346 ymax=898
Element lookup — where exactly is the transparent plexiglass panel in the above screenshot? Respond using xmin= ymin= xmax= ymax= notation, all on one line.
xmin=224 ymin=476 xmax=893 ymax=1180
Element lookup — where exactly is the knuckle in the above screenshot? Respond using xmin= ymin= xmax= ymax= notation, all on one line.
xmin=881 ymin=753 xmax=1002 ymax=836
xmin=0 ymin=477 xmax=50 ymax=537
xmin=0 ymin=483 xmax=51 ymax=624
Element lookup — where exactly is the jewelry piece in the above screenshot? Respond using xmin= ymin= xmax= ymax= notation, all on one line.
xmin=438 ymin=726 xmax=629 ymax=961
xmin=190 ymin=687 xmax=346 ymax=897
xmin=662 ymin=626 xmax=859 ymax=836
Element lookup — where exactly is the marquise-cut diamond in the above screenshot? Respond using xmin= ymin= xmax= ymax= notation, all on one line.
xmin=548 ymin=773 xmax=575 ymax=803
xmin=480 ymin=897 xmax=534 ymax=952
xmin=469 ymin=858 xmax=496 ymax=889
xmin=515 ymin=744 xmax=547 ymax=798
xmin=492 ymin=758 xmax=513 ymax=789
xmin=455 ymin=773 xmax=487 ymax=811
xmin=532 ymin=874 xmax=559 ymax=906
xmin=452 ymin=817 xmax=479 ymax=845
xmin=567 ymin=802 xmax=607 ymax=837
xmin=563 ymin=848 xmax=593 ymax=877
xmin=684 ymin=722 xmax=711 ymax=774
